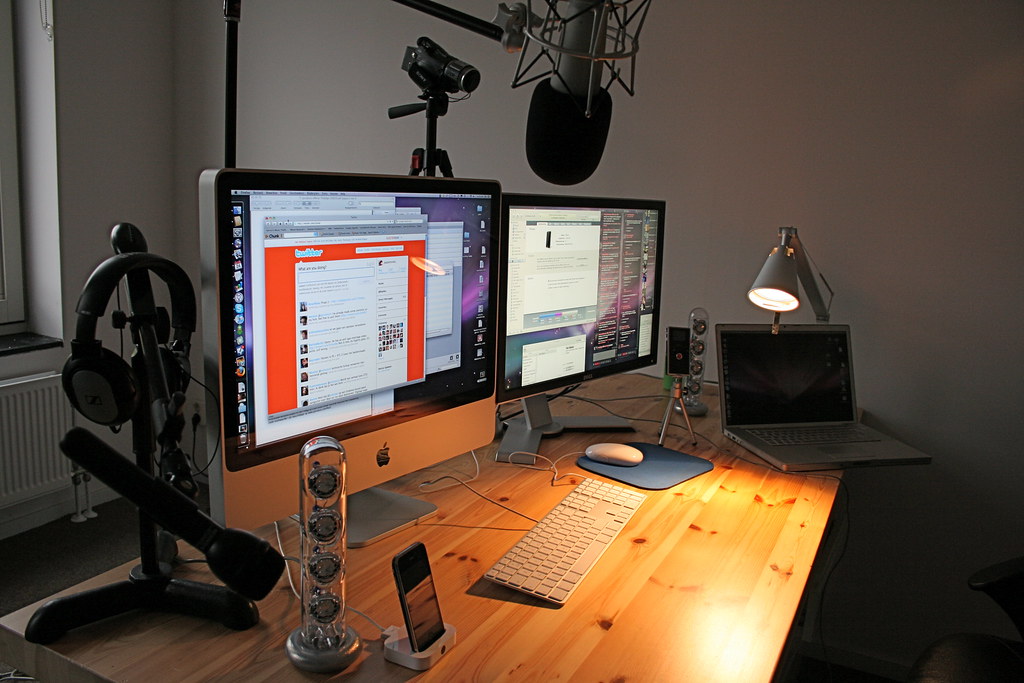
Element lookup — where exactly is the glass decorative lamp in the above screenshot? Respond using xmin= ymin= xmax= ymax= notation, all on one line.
xmin=286 ymin=436 xmax=362 ymax=672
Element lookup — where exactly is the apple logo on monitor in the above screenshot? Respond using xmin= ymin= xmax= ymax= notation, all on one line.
xmin=376 ymin=443 xmax=390 ymax=467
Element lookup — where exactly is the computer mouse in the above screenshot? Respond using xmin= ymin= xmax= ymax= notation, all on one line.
xmin=583 ymin=443 xmax=644 ymax=467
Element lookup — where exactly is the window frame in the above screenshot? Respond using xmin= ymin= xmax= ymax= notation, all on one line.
xmin=0 ymin=0 xmax=26 ymax=328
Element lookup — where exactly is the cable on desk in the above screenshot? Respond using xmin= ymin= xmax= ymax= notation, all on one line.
xmin=504 ymin=450 xmax=582 ymax=487
xmin=417 ymin=449 xmax=482 ymax=491
xmin=176 ymin=557 xmax=208 ymax=566
xmin=558 ymin=394 xmax=647 ymax=424
xmin=420 ymin=474 xmax=539 ymax=523
xmin=0 ymin=669 xmax=36 ymax=682
xmin=347 ymin=606 xmax=386 ymax=636
xmin=568 ymin=392 xmax=666 ymax=403
xmin=272 ymin=519 xmax=302 ymax=598
xmin=417 ymin=449 xmax=541 ymax=519
xmin=416 ymin=447 xmax=587 ymax=522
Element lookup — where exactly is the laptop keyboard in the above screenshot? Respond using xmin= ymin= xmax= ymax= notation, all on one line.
xmin=750 ymin=424 xmax=880 ymax=446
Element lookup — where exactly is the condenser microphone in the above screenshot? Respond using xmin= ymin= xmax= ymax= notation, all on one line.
xmin=524 ymin=0 xmax=614 ymax=185
xmin=61 ymin=426 xmax=286 ymax=600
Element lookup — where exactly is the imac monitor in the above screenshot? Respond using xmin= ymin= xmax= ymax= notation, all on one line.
xmin=200 ymin=169 xmax=500 ymax=543
xmin=496 ymin=193 xmax=665 ymax=460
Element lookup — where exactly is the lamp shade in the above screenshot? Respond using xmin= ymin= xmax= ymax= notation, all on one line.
xmin=748 ymin=246 xmax=800 ymax=312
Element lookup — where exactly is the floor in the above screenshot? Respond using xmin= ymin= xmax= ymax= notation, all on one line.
xmin=0 ymin=494 xmax=179 ymax=681
xmin=0 ymin=495 xmax=141 ymax=618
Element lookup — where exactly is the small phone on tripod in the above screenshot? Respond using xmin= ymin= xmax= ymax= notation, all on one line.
xmin=666 ymin=326 xmax=690 ymax=376
xmin=661 ymin=326 xmax=697 ymax=446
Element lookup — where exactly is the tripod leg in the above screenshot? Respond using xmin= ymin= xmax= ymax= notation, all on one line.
xmin=438 ymin=149 xmax=453 ymax=177
xmin=409 ymin=148 xmax=424 ymax=175
xmin=659 ymin=377 xmax=699 ymax=448
xmin=676 ymin=398 xmax=698 ymax=447
xmin=659 ymin=394 xmax=676 ymax=446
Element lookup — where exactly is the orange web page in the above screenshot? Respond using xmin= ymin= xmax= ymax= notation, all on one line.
xmin=262 ymin=239 xmax=426 ymax=415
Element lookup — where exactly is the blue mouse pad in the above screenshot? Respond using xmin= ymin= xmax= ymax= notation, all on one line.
xmin=577 ymin=442 xmax=714 ymax=490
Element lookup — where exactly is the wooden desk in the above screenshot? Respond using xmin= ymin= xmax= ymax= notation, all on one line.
xmin=0 ymin=374 xmax=839 ymax=682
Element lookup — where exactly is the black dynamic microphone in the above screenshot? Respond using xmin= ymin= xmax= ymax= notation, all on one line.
xmin=61 ymin=427 xmax=285 ymax=600
xmin=525 ymin=0 xmax=614 ymax=185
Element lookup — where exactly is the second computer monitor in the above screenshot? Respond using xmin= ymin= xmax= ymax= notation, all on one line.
xmin=496 ymin=192 xmax=665 ymax=460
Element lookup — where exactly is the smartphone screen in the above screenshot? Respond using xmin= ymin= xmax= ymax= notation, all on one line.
xmin=666 ymin=326 xmax=690 ymax=376
xmin=393 ymin=542 xmax=445 ymax=652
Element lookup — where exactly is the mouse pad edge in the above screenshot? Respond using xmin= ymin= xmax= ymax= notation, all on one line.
xmin=577 ymin=442 xmax=713 ymax=490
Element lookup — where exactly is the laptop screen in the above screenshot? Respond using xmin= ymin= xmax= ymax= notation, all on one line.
xmin=717 ymin=324 xmax=857 ymax=427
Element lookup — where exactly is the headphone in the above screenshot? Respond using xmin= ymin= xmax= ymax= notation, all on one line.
xmin=62 ymin=251 xmax=196 ymax=427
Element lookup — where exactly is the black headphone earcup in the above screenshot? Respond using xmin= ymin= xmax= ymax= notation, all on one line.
xmin=62 ymin=347 xmax=140 ymax=426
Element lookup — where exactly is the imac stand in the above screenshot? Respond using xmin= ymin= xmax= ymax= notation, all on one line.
xmin=497 ymin=393 xmax=634 ymax=464
xmin=346 ymin=488 xmax=438 ymax=548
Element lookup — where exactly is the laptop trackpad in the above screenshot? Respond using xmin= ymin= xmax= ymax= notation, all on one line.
xmin=820 ymin=445 xmax=878 ymax=460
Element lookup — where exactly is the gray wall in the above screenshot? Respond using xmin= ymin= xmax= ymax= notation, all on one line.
xmin=6 ymin=0 xmax=1021 ymax=676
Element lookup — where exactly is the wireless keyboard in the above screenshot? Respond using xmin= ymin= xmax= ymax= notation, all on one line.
xmin=484 ymin=477 xmax=646 ymax=605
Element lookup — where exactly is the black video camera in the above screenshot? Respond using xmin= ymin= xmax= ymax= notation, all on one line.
xmin=402 ymin=36 xmax=480 ymax=94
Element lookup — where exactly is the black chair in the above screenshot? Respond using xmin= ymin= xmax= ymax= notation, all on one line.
xmin=907 ymin=555 xmax=1024 ymax=682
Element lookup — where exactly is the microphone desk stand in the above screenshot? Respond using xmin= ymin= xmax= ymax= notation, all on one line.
xmin=24 ymin=318 xmax=259 ymax=644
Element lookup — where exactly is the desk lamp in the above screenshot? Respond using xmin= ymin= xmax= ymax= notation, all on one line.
xmin=748 ymin=226 xmax=833 ymax=333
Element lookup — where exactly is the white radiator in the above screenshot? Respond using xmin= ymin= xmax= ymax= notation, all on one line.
xmin=0 ymin=372 xmax=75 ymax=508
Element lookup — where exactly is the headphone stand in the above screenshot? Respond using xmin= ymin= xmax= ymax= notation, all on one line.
xmin=27 ymin=274 xmax=262 ymax=644
xmin=26 ymin=384 xmax=260 ymax=644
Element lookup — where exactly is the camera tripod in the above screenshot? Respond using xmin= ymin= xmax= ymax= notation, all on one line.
xmin=659 ymin=375 xmax=698 ymax=448
xmin=389 ymin=87 xmax=455 ymax=178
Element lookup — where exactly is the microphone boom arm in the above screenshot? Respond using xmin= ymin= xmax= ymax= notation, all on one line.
xmin=388 ymin=0 xmax=505 ymax=43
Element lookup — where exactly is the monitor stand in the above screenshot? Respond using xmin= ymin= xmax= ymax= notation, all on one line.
xmin=346 ymin=487 xmax=438 ymax=548
xmin=496 ymin=393 xmax=634 ymax=464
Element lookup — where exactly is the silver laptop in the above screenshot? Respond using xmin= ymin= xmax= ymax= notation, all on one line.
xmin=715 ymin=323 xmax=931 ymax=472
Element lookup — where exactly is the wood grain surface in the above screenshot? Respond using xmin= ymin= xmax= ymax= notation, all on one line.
xmin=0 ymin=374 xmax=839 ymax=682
